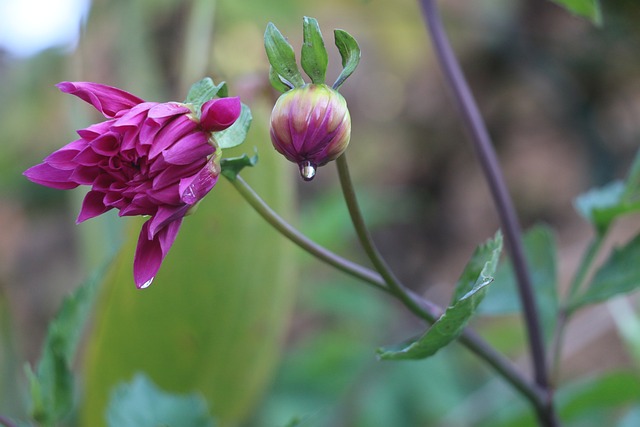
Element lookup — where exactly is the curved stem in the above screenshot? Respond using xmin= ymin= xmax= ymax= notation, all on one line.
xmin=417 ymin=0 xmax=556 ymax=424
xmin=226 ymin=172 xmax=546 ymax=411
xmin=335 ymin=155 xmax=432 ymax=320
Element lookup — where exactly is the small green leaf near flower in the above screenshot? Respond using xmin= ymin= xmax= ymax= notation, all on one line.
xmin=215 ymin=103 xmax=252 ymax=149
xmin=332 ymin=29 xmax=361 ymax=91
xmin=185 ymin=78 xmax=229 ymax=114
xmin=301 ymin=16 xmax=329 ymax=84
xmin=264 ymin=22 xmax=305 ymax=88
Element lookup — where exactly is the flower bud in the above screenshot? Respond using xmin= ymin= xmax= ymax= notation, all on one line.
xmin=269 ymin=84 xmax=351 ymax=181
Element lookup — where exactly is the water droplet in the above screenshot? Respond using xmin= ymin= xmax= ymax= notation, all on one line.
xmin=140 ymin=277 xmax=154 ymax=289
xmin=299 ymin=161 xmax=316 ymax=181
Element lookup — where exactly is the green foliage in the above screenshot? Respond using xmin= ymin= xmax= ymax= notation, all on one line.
xmin=568 ymin=233 xmax=640 ymax=310
xmin=264 ymin=22 xmax=305 ymax=89
xmin=575 ymin=150 xmax=640 ymax=234
xmin=220 ymin=153 xmax=259 ymax=181
xmin=269 ymin=66 xmax=293 ymax=93
xmin=479 ymin=225 xmax=559 ymax=343
xmin=215 ymin=103 xmax=253 ymax=149
xmin=301 ymin=17 xmax=328 ymax=84
xmin=184 ymin=78 xmax=229 ymax=114
xmin=549 ymin=0 xmax=602 ymax=25
xmin=332 ymin=30 xmax=361 ymax=91
xmin=106 ymin=374 xmax=215 ymax=427
xmin=377 ymin=233 xmax=502 ymax=360
xmin=25 ymin=266 xmax=106 ymax=426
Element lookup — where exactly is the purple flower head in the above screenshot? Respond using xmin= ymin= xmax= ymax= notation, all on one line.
xmin=24 ymin=82 xmax=241 ymax=288
xmin=269 ymin=84 xmax=351 ymax=181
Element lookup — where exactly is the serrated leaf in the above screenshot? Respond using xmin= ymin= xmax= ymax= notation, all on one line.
xmin=264 ymin=22 xmax=305 ymax=88
xmin=26 ymin=264 xmax=107 ymax=425
xmin=106 ymin=374 xmax=214 ymax=427
xmin=185 ymin=78 xmax=228 ymax=114
xmin=377 ymin=233 xmax=502 ymax=360
xmin=215 ymin=103 xmax=252 ymax=149
xmin=332 ymin=29 xmax=361 ymax=91
xmin=569 ymin=233 xmax=640 ymax=310
xmin=478 ymin=225 xmax=559 ymax=343
xmin=269 ymin=66 xmax=293 ymax=93
xmin=301 ymin=17 xmax=328 ymax=85
xmin=549 ymin=0 xmax=602 ymax=25
xmin=221 ymin=153 xmax=258 ymax=181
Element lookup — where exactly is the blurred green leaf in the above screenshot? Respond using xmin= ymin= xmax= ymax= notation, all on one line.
xmin=332 ymin=30 xmax=361 ymax=91
xmin=301 ymin=17 xmax=328 ymax=85
xmin=215 ymin=103 xmax=252 ymax=149
xmin=479 ymin=225 xmax=559 ymax=343
xmin=575 ymin=150 xmax=640 ymax=234
xmin=184 ymin=78 xmax=228 ymax=114
xmin=549 ymin=0 xmax=602 ymax=25
xmin=221 ymin=152 xmax=259 ymax=181
xmin=377 ymin=233 xmax=502 ymax=360
xmin=106 ymin=374 xmax=215 ymax=427
xmin=264 ymin=22 xmax=305 ymax=88
xmin=25 ymin=265 xmax=106 ymax=426
xmin=569 ymin=233 xmax=640 ymax=310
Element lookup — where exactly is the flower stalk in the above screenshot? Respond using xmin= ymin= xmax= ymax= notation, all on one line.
xmin=417 ymin=0 xmax=557 ymax=424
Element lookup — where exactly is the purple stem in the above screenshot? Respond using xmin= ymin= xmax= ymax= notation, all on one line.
xmin=418 ymin=0 xmax=557 ymax=424
xmin=0 ymin=415 xmax=16 ymax=427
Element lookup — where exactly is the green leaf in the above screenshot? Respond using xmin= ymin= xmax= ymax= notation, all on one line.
xmin=377 ymin=233 xmax=502 ymax=360
xmin=106 ymin=374 xmax=215 ymax=427
xmin=549 ymin=0 xmax=602 ymax=25
xmin=26 ymin=264 xmax=107 ymax=426
xmin=269 ymin=66 xmax=293 ymax=93
xmin=185 ymin=78 xmax=228 ymax=114
xmin=215 ymin=103 xmax=252 ymax=149
xmin=575 ymin=150 xmax=640 ymax=233
xmin=301 ymin=16 xmax=328 ymax=85
xmin=569 ymin=233 xmax=640 ymax=310
xmin=221 ymin=152 xmax=259 ymax=181
xmin=332 ymin=29 xmax=361 ymax=91
xmin=264 ymin=22 xmax=305 ymax=88
xmin=479 ymin=225 xmax=559 ymax=343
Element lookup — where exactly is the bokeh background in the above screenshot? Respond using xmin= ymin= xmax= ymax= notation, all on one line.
xmin=1 ymin=0 xmax=640 ymax=426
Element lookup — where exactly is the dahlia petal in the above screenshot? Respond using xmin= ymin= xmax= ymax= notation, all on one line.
xmin=73 ymin=146 xmax=105 ymax=166
xmin=23 ymin=163 xmax=79 ymax=189
xmin=146 ymin=184 xmax=180 ymax=205
xmin=76 ymin=121 xmax=114 ymax=141
xmin=69 ymin=165 xmax=102 ymax=185
xmin=147 ymin=205 xmax=190 ymax=239
xmin=57 ymin=82 xmax=144 ymax=118
xmin=200 ymin=97 xmax=242 ymax=132
xmin=179 ymin=158 xmax=219 ymax=205
xmin=148 ymin=116 xmax=198 ymax=159
xmin=147 ymin=103 xmax=190 ymax=121
xmin=90 ymin=132 xmax=120 ymax=156
xmin=133 ymin=218 xmax=182 ymax=288
xmin=77 ymin=190 xmax=111 ymax=223
xmin=162 ymin=132 xmax=212 ymax=165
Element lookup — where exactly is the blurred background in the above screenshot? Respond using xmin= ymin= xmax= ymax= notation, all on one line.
xmin=1 ymin=0 xmax=640 ymax=425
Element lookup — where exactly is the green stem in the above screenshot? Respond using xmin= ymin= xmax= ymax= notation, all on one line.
xmin=335 ymin=154 xmax=430 ymax=320
xmin=566 ymin=233 xmax=606 ymax=302
xmin=225 ymin=172 xmax=546 ymax=410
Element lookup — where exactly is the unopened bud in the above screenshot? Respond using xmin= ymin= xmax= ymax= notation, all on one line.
xmin=269 ymin=84 xmax=351 ymax=181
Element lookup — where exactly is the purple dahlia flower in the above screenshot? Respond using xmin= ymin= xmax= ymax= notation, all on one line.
xmin=24 ymin=82 xmax=241 ymax=288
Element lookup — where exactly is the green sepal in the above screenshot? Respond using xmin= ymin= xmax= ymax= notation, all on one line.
xmin=221 ymin=153 xmax=259 ymax=181
xmin=332 ymin=29 xmax=361 ymax=91
xmin=106 ymin=374 xmax=215 ymax=427
xmin=185 ymin=78 xmax=229 ymax=115
xmin=264 ymin=22 xmax=305 ymax=88
xmin=215 ymin=103 xmax=252 ymax=149
xmin=301 ymin=16 xmax=328 ymax=84
xmin=269 ymin=66 xmax=293 ymax=93
xmin=549 ymin=0 xmax=602 ymax=26
xmin=377 ymin=233 xmax=502 ymax=360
